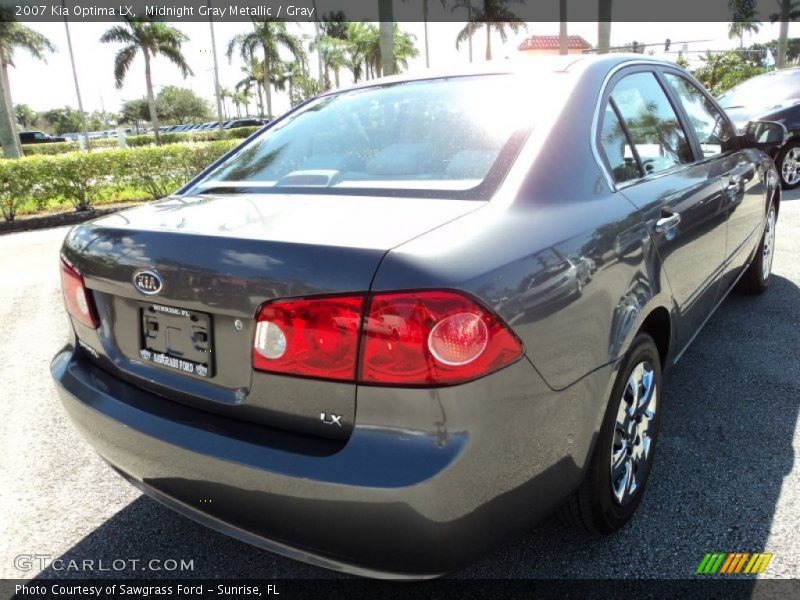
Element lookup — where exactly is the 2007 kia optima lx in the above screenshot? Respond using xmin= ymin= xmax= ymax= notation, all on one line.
xmin=52 ymin=55 xmax=782 ymax=578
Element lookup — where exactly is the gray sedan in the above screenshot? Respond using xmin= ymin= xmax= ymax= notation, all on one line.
xmin=51 ymin=55 xmax=782 ymax=578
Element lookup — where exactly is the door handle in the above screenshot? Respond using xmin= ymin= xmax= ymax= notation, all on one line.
xmin=725 ymin=177 xmax=743 ymax=197
xmin=726 ymin=166 xmax=756 ymax=197
xmin=654 ymin=213 xmax=681 ymax=233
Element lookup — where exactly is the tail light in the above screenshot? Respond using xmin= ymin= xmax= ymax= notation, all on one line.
xmin=361 ymin=291 xmax=523 ymax=385
xmin=253 ymin=296 xmax=363 ymax=381
xmin=60 ymin=257 xmax=99 ymax=329
xmin=253 ymin=290 xmax=523 ymax=386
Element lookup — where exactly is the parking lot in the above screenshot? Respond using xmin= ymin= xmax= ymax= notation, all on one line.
xmin=0 ymin=192 xmax=797 ymax=580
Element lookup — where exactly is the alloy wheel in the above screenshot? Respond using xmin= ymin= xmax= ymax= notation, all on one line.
xmin=781 ymin=147 xmax=800 ymax=186
xmin=610 ymin=361 xmax=658 ymax=506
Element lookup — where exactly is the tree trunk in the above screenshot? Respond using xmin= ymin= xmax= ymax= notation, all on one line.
xmin=423 ymin=0 xmax=430 ymax=68
xmin=311 ymin=0 xmax=324 ymax=88
xmin=143 ymin=50 xmax=160 ymax=145
xmin=559 ymin=0 xmax=568 ymax=55
xmin=263 ymin=49 xmax=273 ymax=118
xmin=379 ymin=0 xmax=394 ymax=76
xmin=486 ymin=23 xmax=492 ymax=61
xmin=777 ymin=0 xmax=790 ymax=69
xmin=334 ymin=67 xmax=340 ymax=88
xmin=0 ymin=61 xmax=21 ymax=159
xmin=467 ymin=5 xmax=473 ymax=63
xmin=598 ymin=1 xmax=612 ymax=54
xmin=256 ymin=85 xmax=264 ymax=117
xmin=1 ymin=63 xmax=16 ymax=129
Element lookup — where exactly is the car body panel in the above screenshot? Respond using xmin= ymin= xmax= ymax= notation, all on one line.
xmin=53 ymin=339 xmax=616 ymax=577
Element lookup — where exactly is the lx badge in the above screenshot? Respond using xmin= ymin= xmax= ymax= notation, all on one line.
xmin=320 ymin=412 xmax=343 ymax=427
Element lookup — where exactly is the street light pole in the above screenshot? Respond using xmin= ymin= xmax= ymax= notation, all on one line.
xmin=62 ymin=0 xmax=90 ymax=149
xmin=207 ymin=0 xmax=225 ymax=136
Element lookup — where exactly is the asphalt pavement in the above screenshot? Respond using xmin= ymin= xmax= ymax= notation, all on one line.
xmin=0 ymin=192 xmax=797 ymax=581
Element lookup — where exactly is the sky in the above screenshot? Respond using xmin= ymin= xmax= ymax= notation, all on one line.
xmin=7 ymin=20 xmax=800 ymax=122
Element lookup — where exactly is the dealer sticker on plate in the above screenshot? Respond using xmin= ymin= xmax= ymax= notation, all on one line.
xmin=139 ymin=348 xmax=210 ymax=378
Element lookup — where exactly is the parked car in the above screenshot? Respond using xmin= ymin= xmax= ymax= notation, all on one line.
xmin=18 ymin=130 xmax=65 ymax=144
xmin=225 ymin=118 xmax=266 ymax=129
xmin=52 ymin=55 xmax=782 ymax=578
xmin=718 ymin=67 xmax=800 ymax=188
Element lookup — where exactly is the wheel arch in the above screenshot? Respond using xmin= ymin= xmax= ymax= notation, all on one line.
xmin=637 ymin=306 xmax=672 ymax=370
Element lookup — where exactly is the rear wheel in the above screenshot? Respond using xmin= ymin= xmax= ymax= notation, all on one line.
xmin=559 ymin=333 xmax=662 ymax=534
xmin=777 ymin=142 xmax=800 ymax=189
xmin=736 ymin=204 xmax=776 ymax=295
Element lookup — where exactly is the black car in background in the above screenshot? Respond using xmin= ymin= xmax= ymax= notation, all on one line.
xmin=719 ymin=68 xmax=800 ymax=188
xmin=19 ymin=130 xmax=66 ymax=144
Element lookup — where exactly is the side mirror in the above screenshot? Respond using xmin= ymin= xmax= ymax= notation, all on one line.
xmin=745 ymin=121 xmax=787 ymax=149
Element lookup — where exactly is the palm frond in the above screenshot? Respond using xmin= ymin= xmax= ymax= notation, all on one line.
xmin=113 ymin=44 xmax=139 ymax=88
xmin=156 ymin=43 xmax=193 ymax=79
xmin=100 ymin=25 xmax=135 ymax=45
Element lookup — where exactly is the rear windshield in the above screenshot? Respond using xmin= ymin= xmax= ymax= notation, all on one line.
xmin=718 ymin=70 xmax=800 ymax=108
xmin=193 ymin=74 xmax=557 ymax=199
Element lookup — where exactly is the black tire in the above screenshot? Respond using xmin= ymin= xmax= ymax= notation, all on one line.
xmin=776 ymin=141 xmax=800 ymax=189
xmin=559 ymin=333 xmax=662 ymax=534
xmin=736 ymin=203 xmax=777 ymax=295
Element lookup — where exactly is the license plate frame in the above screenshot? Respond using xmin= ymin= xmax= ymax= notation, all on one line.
xmin=138 ymin=302 xmax=214 ymax=378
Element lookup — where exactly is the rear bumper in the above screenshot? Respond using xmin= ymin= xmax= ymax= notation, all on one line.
xmin=51 ymin=345 xmax=612 ymax=578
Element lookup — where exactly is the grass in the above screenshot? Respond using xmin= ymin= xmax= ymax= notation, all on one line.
xmin=13 ymin=184 xmax=154 ymax=217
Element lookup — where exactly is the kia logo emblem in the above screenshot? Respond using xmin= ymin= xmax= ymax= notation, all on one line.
xmin=133 ymin=270 xmax=163 ymax=295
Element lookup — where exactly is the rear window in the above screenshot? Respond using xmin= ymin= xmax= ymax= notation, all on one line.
xmin=194 ymin=74 xmax=563 ymax=198
xmin=718 ymin=69 xmax=800 ymax=108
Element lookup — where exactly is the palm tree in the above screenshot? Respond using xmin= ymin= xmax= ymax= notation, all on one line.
xmin=379 ymin=0 xmax=394 ymax=76
xmin=219 ymin=86 xmax=231 ymax=118
xmin=236 ymin=87 xmax=252 ymax=117
xmin=728 ymin=0 xmax=761 ymax=48
xmin=392 ymin=26 xmax=420 ymax=73
xmin=237 ymin=56 xmax=266 ymax=117
xmin=345 ymin=22 xmax=379 ymax=81
xmin=100 ymin=17 xmax=192 ymax=145
xmin=456 ymin=0 xmax=527 ymax=61
xmin=311 ymin=35 xmax=349 ymax=88
xmin=0 ymin=13 xmax=55 ymax=157
xmin=773 ymin=0 xmax=800 ymax=68
xmin=598 ymin=0 xmax=613 ymax=54
xmin=559 ymin=0 xmax=568 ymax=55
xmin=227 ymin=21 xmax=305 ymax=119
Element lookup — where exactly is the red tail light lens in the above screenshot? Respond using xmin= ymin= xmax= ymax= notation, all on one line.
xmin=252 ymin=291 xmax=523 ymax=386
xmin=360 ymin=291 xmax=523 ymax=385
xmin=253 ymin=296 xmax=364 ymax=381
xmin=60 ymin=258 xmax=98 ymax=329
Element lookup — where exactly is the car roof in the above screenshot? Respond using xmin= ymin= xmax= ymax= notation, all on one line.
xmin=327 ymin=54 xmax=674 ymax=95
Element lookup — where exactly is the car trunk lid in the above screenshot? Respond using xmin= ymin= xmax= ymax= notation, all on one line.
xmin=62 ymin=193 xmax=481 ymax=439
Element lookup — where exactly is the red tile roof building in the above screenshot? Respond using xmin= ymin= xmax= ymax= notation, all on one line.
xmin=518 ymin=35 xmax=593 ymax=55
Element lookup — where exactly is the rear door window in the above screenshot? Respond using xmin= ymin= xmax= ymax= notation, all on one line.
xmin=599 ymin=104 xmax=643 ymax=184
xmin=611 ymin=72 xmax=694 ymax=176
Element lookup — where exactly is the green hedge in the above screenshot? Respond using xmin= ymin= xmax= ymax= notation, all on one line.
xmin=21 ymin=141 xmax=79 ymax=155
xmin=0 ymin=139 xmax=239 ymax=222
